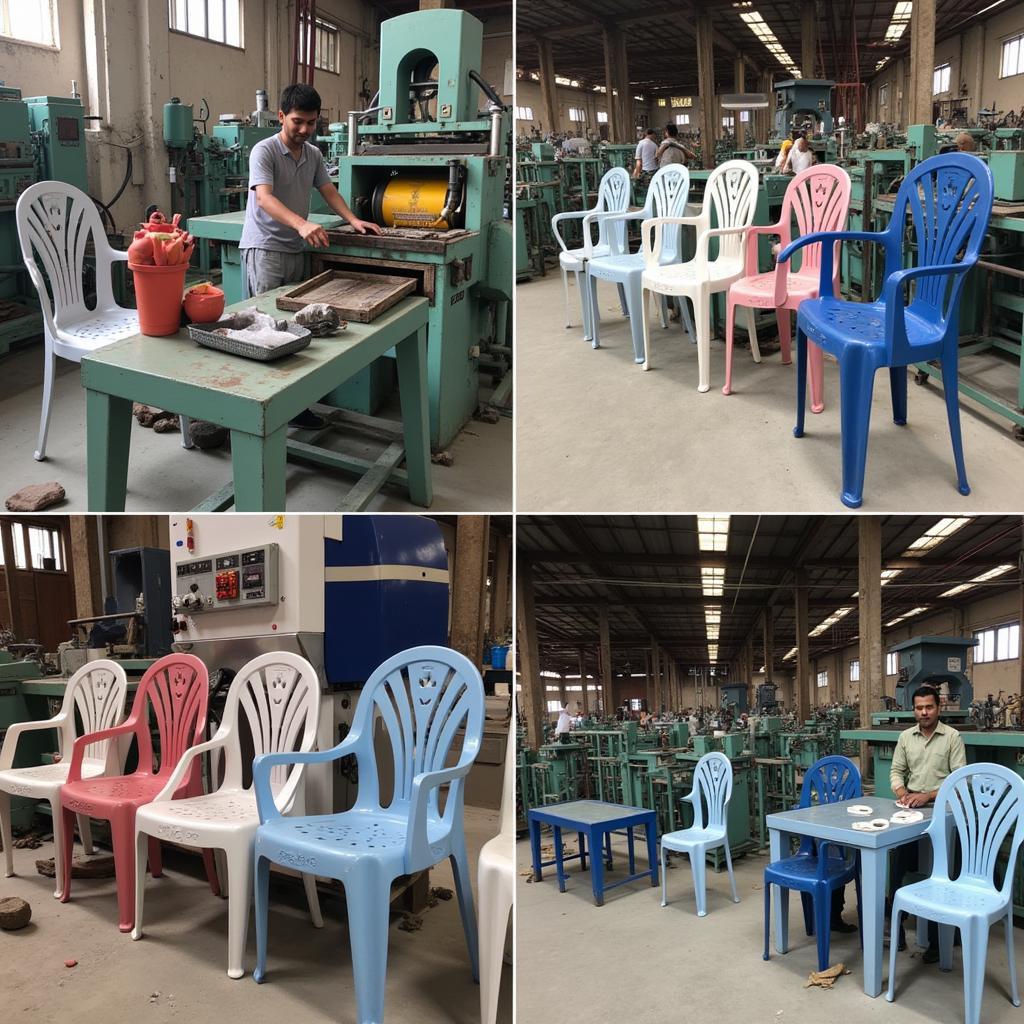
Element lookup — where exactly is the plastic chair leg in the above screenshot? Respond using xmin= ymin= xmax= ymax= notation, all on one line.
xmin=302 ymin=871 xmax=324 ymax=928
xmin=889 ymin=366 xmax=908 ymax=425
xmin=941 ymin=352 xmax=970 ymax=496
xmin=148 ymin=836 xmax=163 ymax=878
xmin=34 ymin=343 xmax=57 ymax=462
xmin=130 ymin=828 xmax=149 ymax=941
xmin=837 ymin=349 xmax=878 ymax=509
xmin=111 ymin=812 xmax=137 ymax=932
xmin=694 ymin=290 xmax=711 ymax=393
xmin=722 ymin=842 xmax=739 ymax=904
xmin=252 ymin=854 xmax=271 ymax=984
xmin=78 ymin=814 xmax=94 ymax=855
xmin=679 ymin=297 xmax=696 ymax=345
xmin=747 ymin=306 xmax=759 ymax=361
xmin=777 ymin=308 xmax=791 ymax=365
xmin=226 ymin=847 xmax=253 ymax=979
xmin=660 ymin=843 xmax=668 ymax=907
xmin=814 ymin=887 xmax=833 ymax=972
xmin=577 ymin=269 xmax=592 ymax=342
xmin=201 ymin=847 xmax=221 ymax=897
xmin=800 ymin=891 xmax=814 ymax=936
xmin=886 ymin=908 xmax=903 ymax=1002
xmin=345 ymin=864 xmax=393 ymax=1024
xmin=627 ymin=276 xmax=646 ymax=363
xmin=478 ymin=857 xmax=513 ymax=1024
xmin=658 ymin=294 xmax=668 ymax=329
xmin=809 ymin=341 xmax=825 ymax=414
xmin=179 ymin=416 xmax=195 ymax=450
xmin=451 ymin=840 xmax=481 ymax=982
xmin=641 ymin=288 xmax=654 ymax=371
xmin=617 ymin=282 xmax=629 ymax=317
xmin=1006 ymin=909 xmax=1020 ymax=1007
xmin=939 ymin=921 xmax=955 ymax=970
xmin=722 ymin=296 xmax=737 ymax=396
xmin=690 ymin=848 xmax=708 ymax=917
xmin=587 ymin=272 xmax=601 ymax=350
xmin=0 ymin=791 xmax=12 ymax=879
xmin=793 ymin=328 xmax=808 ymax=440
xmin=962 ymin=921 xmax=990 ymax=1024
xmin=47 ymin=796 xmax=64 ymax=898
xmin=58 ymin=805 xmax=77 ymax=903
xmin=562 ymin=267 xmax=572 ymax=329
xmin=763 ymin=880 xmax=771 ymax=961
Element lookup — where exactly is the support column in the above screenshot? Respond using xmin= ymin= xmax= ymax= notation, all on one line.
xmin=450 ymin=516 xmax=489 ymax=668
xmin=515 ymin=557 xmax=545 ymax=750
xmin=858 ymin=518 xmax=885 ymax=776
xmin=615 ymin=29 xmax=633 ymax=140
xmin=1018 ymin=517 xmax=1024 ymax=703
xmin=644 ymin=650 xmax=652 ymax=710
xmin=763 ymin=607 xmax=774 ymax=683
xmin=908 ymin=0 xmax=937 ymax=126
xmin=801 ymin=2 xmax=818 ymax=79
xmin=599 ymin=607 xmax=612 ymax=717
xmin=758 ymin=71 xmax=773 ymax=142
xmin=651 ymin=640 xmax=662 ymax=714
xmin=578 ymin=648 xmax=589 ymax=716
xmin=697 ymin=14 xmax=717 ymax=169
xmin=602 ymin=26 xmax=620 ymax=140
xmin=795 ymin=570 xmax=810 ymax=725
xmin=491 ymin=530 xmax=510 ymax=641
xmin=70 ymin=516 xmax=103 ymax=619
xmin=536 ymin=37 xmax=558 ymax=135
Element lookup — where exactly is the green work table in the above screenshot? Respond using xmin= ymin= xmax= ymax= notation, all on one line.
xmin=81 ymin=287 xmax=431 ymax=512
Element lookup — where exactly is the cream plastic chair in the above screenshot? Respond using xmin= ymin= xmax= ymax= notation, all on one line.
xmin=0 ymin=659 xmax=128 ymax=897
xmin=15 ymin=181 xmax=193 ymax=461
xmin=131 ymin=652 xmax=323 ymax=979
xmin=479 ymin=710 xmax=515 ymax=1024
xmin=639 ymin=160 xmax=760 ymax=391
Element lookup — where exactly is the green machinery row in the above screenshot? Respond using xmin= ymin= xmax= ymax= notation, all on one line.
xmin=0 ymin=86 xmax=88 ymax=354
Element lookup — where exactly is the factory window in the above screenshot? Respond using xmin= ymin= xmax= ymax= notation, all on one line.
xmin=516 ymin=105 xmax=534 ymax=121
xmin=886 ymin=652 xmax=898 ymax=676
xmin=597 ymin=111 xmax=608 ymax=124
xmin=298 ymin=13 xmax=341 ymax=75
xmin=722 ymin=116 xmax=735 ymax=128
xmin=1000 ymin=33 xmax=1024 ymax=78
xmin=974 ymin=623 xmax=1020 ymax=664
xmin=169 ymin=0 xmax=242 ymax=48
xmin=9 ymin=525 xmax=28 ymax=570
xmin=849 ymin=659 xmax=860 ymax=682
xmin=0 ymin=0 xmax=56 ymax=46
xmin=816 ymin=670 xmax=828 ymax=688
xmin=933 ymin=63 xmax=951 ymax=95
xmin=879 ymin=83 xmax=890 ymax=108
xmin=630 ymin=698 xmax=643 ymax=711
xmin=568 ymin=107 xmax=586 ymax=122
xmin=26 ymin=525 xmax=64 ymax=571
xmin=546 ymin=700 xmax=563 ymax=713
xmin=740 ymin=111 xmax=750 ymax=122
xmin=675 ymin=114 xmax=690 ymax=126
xmin=657 ymin=98 xmax=668 ymax=108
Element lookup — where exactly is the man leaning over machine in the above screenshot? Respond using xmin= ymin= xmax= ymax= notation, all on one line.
xmin=887 ymin=684 xmax=967 ymax=962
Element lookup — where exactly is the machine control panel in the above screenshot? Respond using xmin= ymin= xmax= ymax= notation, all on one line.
xmin=173 ymin=544 xmax=279 ymax=613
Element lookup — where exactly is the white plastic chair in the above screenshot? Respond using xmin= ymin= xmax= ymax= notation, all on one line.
xmin=660 ymin=751 xmax=739 ymax=916
xmin=131 ymin=652 xmax=324 ymax=979
xmin=479 ymin=710 xmax=515 ymax=1024
xmin=551 ymin=167 xmax=631 ymax=335
xmin=0 ymin=659 xmax=128 ymax=897
xmin=639 ymin=159 xmax=760 ymax=391
xmin=15 ymin=181 xmax=193 ymax=461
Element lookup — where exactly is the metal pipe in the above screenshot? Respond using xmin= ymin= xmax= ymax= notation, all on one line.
xmin=346 ymin=105 xmax=383 ymax=156
xmin=489 ymin=107 xmax=502 ymax=157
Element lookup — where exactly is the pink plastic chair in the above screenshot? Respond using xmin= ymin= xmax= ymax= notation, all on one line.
xmin=58 ymin=654 xmax=219 ymax=932
xmin=722 ymin=164 xmax=851 ymax=412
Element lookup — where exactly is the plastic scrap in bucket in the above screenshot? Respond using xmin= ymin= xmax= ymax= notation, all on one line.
xmin=130 ymin=261 xmax=188 ymax=336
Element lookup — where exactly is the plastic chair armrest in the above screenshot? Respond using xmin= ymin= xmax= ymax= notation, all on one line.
xmin=252 ymin=735 xmax=360 ymax=823
xmin=0 ymin=714 xmax=68 ymax=771
xmin=744 ymin=222 xmax=785 ymax=279
xmin=778 ymin=229 xmax=892 ymax=300
xmin=152 ymin=730 xmax=230 ymax=803
xmin=551 ymin=209 xmax=590 ymax=253
xmin=67 ymin=718 xmax=139 ymax=784
xmin=640 ymin=215 xmax=699 ymax=270
xmin=405 ymin=758 xmax=476 ymax=867
xmin=108 ymin=248 xmax=129 ymax=263
xmin=694 ymin=225 xmax=751 ymax=280
xmin=581 ymin=209 xmax=635 ymax=258
xmin=881 ymin=261 xmax=970 ymax=351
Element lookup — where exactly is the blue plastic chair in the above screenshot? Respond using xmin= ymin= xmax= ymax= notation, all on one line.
xmin=777 ymin=153 xmax=994 ymax=508
xmin=887 ymin=763 xmax=1024 ymax=1024
xmin=763 ymin=755 xmax=863 ymax=971
xmin=250 ymin=646 xmax=485 ymax=1024
xmin=660 ymin=751 xmax=739 ymax=916
xmin=585 ymin=164 xmax=697 ymax=362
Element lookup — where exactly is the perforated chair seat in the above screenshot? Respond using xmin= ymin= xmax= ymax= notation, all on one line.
xmin=800 ymin=297 xmax=945 ymax=352
xmin=895 ymin=878 xmax=1007 ymax=922
xmin=662 ymin=824 xmax=726 ymax=851
xmin=55 ymin=309 xmax=140 ymax=350
xmin=0 ymin=760 xmax=105 ymax=795
xmin=559 ymin=244 xmax=612 ymax=271
xmin=642 ymin=256 xmax=745 ymax=295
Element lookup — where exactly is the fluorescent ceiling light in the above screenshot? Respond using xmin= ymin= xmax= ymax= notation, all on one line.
xmin=738 ymin=10 xmax=800 ymax=76
xmin=904 ymin=517 xmax=972 ymax=554
xmin=940 ymin=563 xmax=1016 ymax=598
xmin=886 ymin=605 xmax=930 ymax=627
xmin=701 ymin=566 xmax=725 ymax=597
xmin=809 ymin=606 xmax=854 ymax=637
xmin=783 ymin=646 xmax=797 ymax=660
xmin=698 ymin=514 xmax=730 ymax=552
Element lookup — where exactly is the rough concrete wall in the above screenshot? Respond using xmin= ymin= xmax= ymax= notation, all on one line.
xmin=478 ymin=12 xmax=513 ymax=105
xmin=0 ymin=0 xmax=87 ymax=98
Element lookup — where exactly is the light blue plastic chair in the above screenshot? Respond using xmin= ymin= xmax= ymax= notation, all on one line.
xmin=250 ymin=646 xmax=485 ymax=1024
xmin=763 ymin=755 xmax=863 ymax=972
xmin=660 ymin=751 xmax=739 ymax=916
xmin=585 ymin=164 xmax=697 ymax=363
xmin=887 ymin=763 xmax=1024 ymax=1024
xmin=777 ymin=153 xmax=994 ymax=508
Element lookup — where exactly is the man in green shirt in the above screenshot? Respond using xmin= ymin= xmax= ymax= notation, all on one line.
xmin=888 ymin=685 xmax=967 ymax=960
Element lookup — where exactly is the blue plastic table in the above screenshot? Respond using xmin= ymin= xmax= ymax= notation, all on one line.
xmin=528 ymin=799 xmax=658 ymax=906
xmin=767 ymin=795 xmax=953 ymax=997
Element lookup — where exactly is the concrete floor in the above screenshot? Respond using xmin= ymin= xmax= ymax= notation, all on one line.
xmin=0 ymin=345 xmax=512 ymax=512
xmin=516 ymin=271 xmax=1024 ymax=512
xmin=0 ymin=805 xmax=511 ymax=1024
xmin=516 ymin=828 xmax=1024 ymax=1024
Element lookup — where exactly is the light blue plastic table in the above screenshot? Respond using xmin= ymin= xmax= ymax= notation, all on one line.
xmin=528 ymin=799 xmax=658 ymax=906
xmin=767 ymin=795 xmax=953 ymax=997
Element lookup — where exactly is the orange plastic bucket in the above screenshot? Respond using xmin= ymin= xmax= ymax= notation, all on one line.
xmin=130 ymin=262 xmax=188 ymax=336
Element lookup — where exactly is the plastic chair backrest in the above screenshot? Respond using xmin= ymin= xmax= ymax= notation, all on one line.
xmin=349 ymin=646 xmax=485 ymax=824
xmin=15 ymin=181 xmax=116 ymax=335
xmin=701 ymin=159 xmax=759 ymax=264
xmin=689 ymin=751 xmax=733 ymax=830
xmin=646 ymin=164 xmax=690 ymax=264
xmin=132 ymin=654 xmax=210 ymax=777
xmin=780 ymin=164 xmax=851 ymax=279
xmin=594 ymin=167 xmax=631 ymax=252
xmin=927 ymin=763 xmax=1024 ymax=897
xmin=497 ymin=703 xmax=516 ymax=839
xmin=60 ymin=659 xmax=129 ymax=768
xmin=889 ymin=154 xmax=992 ymax=352
xmin=217 ymin=652 xmax=320 ymax=793
xmin=800 ymin=755 xmax=862 ymax=808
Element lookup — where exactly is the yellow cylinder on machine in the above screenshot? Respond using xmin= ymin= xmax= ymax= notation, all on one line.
xmin=376 ymin=177 xmax=452 ymax=229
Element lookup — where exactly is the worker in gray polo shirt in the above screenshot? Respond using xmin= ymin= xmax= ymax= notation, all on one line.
xmin=239 ymin=83 xmax=381 ymax=426
xmin=887 ymin=683 xmax=967 ymax=961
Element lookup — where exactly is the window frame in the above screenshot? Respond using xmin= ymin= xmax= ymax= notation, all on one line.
xmin=1000 ymin=33 xmax=1024 ymax=79
xmin=596 ymin=110 xmax=608 ymax=124
xmin=568 ymin=107 xmax=586 ymax=123
xmin=298 ymin=11 xmax=341 ymax=75
xmin=0 ymin=0 xmax=58 ymax=48
xmin=515 ymin=105 xmax=534 ymax=121
xmin=675 ymin=113 xmax=690 ymax=126
xmin=816 ymin=669 xmax=829 ymax=688
xmin=168 ymin=0 xmax=243 ymax=50
xmin=933 ymin=62 xmax=951 ymax=95
xmin=849 ymin=659 xmax=860 ymax=682
xmin=974 ymin=622 xmax=1020 ymax=664
xmin=886 ymin=651 xmax=898 ymax=676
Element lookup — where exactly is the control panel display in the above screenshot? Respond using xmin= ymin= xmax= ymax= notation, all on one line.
xmin=173 ymin=543 xmax=279 ymax=613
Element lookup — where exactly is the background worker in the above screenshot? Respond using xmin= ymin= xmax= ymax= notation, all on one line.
xmin=633 ymin=128 xmax=659 ymax=185
xmin=657 ymin=123 xmax=698 ymax=166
